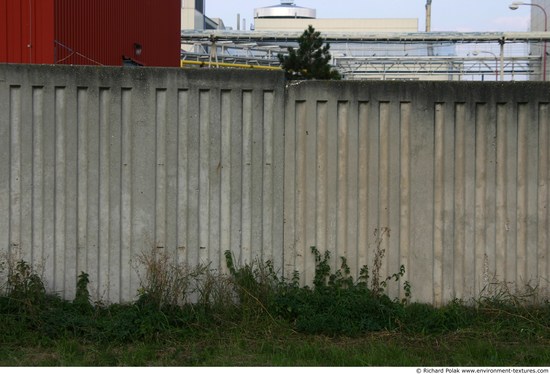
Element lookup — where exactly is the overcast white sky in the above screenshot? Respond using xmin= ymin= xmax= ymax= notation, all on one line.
xmin=204 ymin=0 xmax=533 ymax=32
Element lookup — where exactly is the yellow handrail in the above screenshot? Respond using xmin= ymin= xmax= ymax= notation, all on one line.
xmin=181 ymin=60 xmax=281 ymax=70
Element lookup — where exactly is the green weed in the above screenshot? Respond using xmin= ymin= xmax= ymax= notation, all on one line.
xmin=1 ymin=249 xmax=550 ymax=366
xmin=5 ymin=260 xmax=47 ymax=315
xmin=269 ymin=246 xmax=408 ymax=335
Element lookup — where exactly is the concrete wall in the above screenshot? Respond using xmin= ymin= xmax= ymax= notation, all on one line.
xmin=0 ymin=64 xmax=285 ymax=302
xmin=1 ymin=64 xmax=550 ymax=304
xmin=285 ymin=80 xmax=550 ymax=304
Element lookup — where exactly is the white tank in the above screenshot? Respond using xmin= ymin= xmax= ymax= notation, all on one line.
xmin=254 ymin=1 xmax=316 ymax=19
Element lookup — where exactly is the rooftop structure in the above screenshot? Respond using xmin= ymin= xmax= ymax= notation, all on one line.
xmin=181 ymin=0 xmax=223 ymax=30
xmin=252 ymin=1 xmax=417 ymax=33
xmin=254 ymin=1 xmax=316 ymax=20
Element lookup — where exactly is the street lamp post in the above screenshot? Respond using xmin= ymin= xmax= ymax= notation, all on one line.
xmin=509 ymin=1 xmax=548 ymax=81
xmin=472 ymin=50 xmax=499 ymax=80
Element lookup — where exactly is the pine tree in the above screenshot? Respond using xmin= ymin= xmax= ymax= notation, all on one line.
xmin=278 ymin=25 xmax=341 ymax=80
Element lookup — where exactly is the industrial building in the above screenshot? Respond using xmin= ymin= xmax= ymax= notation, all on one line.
xmin=180 ymin=0 xmax=460 ymax=80
xmin=0 ymin=0 xmax=181 ymax=67
xmin=525 ymin=0 xmax=549 ymax=80
xmin=180 ymin=0 xmax=549 ymax=81
xmin=253 ymin=1 xmax=418 ymax=33
xmin=181 ymin=0 xmax=226 ymax=30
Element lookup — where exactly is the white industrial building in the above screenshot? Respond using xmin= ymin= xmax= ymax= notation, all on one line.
xmin=253 ymin=1 xmax=418 ymax=33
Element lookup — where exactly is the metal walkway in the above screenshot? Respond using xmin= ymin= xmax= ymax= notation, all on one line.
xmin=181 ymin=31 xmax=550 ymax=80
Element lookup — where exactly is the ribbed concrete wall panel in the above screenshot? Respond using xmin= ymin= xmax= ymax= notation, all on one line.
xmin=2 ymin=65 xmax=550 ymax=305
xmin=0 ymin=65 xmax=285 ymax=302
xmin=285 ymin=81 xmax=550 ymax=304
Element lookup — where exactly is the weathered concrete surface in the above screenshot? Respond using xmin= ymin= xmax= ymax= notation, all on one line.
xmin=0 ymin=64 xmax=286 ymax=302
xmin=285 ymin=80 xmax=550 ymax=304
xmin=1 ymin=64 xmax=550 ymax=304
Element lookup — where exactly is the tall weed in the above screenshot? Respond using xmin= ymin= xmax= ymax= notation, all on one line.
xmin=4 ymin=260 xmax=47 ymax=315
xmin=270 ymin=246 xmax=408 ymax=335
xmin=135 ymin=247 xmax=209 ymax=309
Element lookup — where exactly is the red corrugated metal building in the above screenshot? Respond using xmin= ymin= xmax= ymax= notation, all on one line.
xmin=0 ymin=0 xmax=180 ymax=67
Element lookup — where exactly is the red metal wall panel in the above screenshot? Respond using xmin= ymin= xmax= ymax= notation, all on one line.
xmin=54 ymin=0 xmax=180 ymax=67
xmin=1 ymin=0 xmax=179 ymax=66
xmin=0 ymin=0 xmax=55 ymax=63
xmin=32 ymin=0 xmax=55 ymax=63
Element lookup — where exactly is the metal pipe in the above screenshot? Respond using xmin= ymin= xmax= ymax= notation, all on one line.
xmin=180 ymin=60 xmax=282 ymax=70
xmin=500 ymin=37 xmax=505 ymax=81
xmin=426 ymin=0 xmax=432 ymax=33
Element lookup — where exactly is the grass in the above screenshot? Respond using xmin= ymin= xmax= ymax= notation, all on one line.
xmin=1 ymin=247 xmax=549 ymax=366
xmin=1 ymin=321 xmax=549 ymax=366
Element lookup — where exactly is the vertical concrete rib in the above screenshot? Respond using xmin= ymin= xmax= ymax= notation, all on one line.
xmin=516 ymin=103 xmax=528 ymax=287
xmin=442 ymin=102 xmax=456 ymax=304
xmin=399 ymin=102 xmax=411 ymax=300
xmin=230 ymin=90 xmax=243 ymax=266
xmin=366 ymin=102 xmax=380 ymax=274
xmin=262 ymin=91 xmax=274 ymax=261
xmin=454 ymin=103 xmax=466 ymax=299
xmin=294 ymin=100 xmax=307 ymax=279
xmin=505 ymin=103 xmax=518 ymax=285
xmin=387 ymin=101 xmax=401 ymax=297
xmin=220 ymin=90 xmax=232 ymax=271
xmin=77 ymin=88 xmax=88 ymax=280
xmin=0 ymin=84 xmax=9 ymax=267
xmin=316 ymin=101 xmax=328 ymax=258
xmin=250 ymin=92 xmax=264 ymax=264
xmin=9 ymin=86 xmax=21 ymax=266
xmin=64 ymin=85 xmax=78 ymax=300
xmin=86 ymin=88 xmax=100 ymax=300
xmin=304 ymin=99 xmax=316 ymax=278
xmin=241 ymin=91 xmax=252 ymax=264
xmin=177 ymin=89 xmax=189 ymax=265
xmin=54 ymin=87 xmax=67 ymax=295
xmin=538 ymin=104 xmax=549 ymax=284
xmin=357 ymin=102 xmax=369 ymax=272
xmin=106 ymin=88 xmax=122 ymax=302
xmin=199 ymin=90 xmax=211 ymax=265
xmin=20 ymin=85 xmax=32 ymax=268
xmin=463 ymin=104 xmax=477 ymax=299
xmin=337 ymin=101 xmax=350 ymax=261
xmin=346 ymin=101 xmax=359 ymax=272
xmin=326 ymin=100 xmax=339 ymax=271
xmin=378 ymin=102 xmax=390 ymax=279
xmin=475 ymin=103 xmax=488 ymax=295
xmin=495 ymin=103 xmax=508 ymax=286
xmin=271 ymin=89 xmax=285 ymax=272
xmin=283 ymin=97 xmax=296 ymax=277
xmin=165 ymin=85 xmax=179 ymax=267
xmin=42 ymin=87 xmax=55 ymax=293
xmin=526 ymin=103 xmax=539 ymax=284
xmin=98 ymin=88 xmax=110 ymax=298
xmin=120 ymin=88 xmax=133 ymax=301
xmin=32 ymin=87 xmax=45 ymax=267
xmin=208 ymin=89 xmax=221 ymax=269
xmin=433 ymin=103 xmax=445 ymax=305
xmin=185 ymin=90 xmax=198 ymax=266
xmin=185 ymin=90 xmax=200 ymax=267
xmin=155 ymin=89 xmax=167 ymax=255
xmin=486 ymin=105 xmax=498 ymax=290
